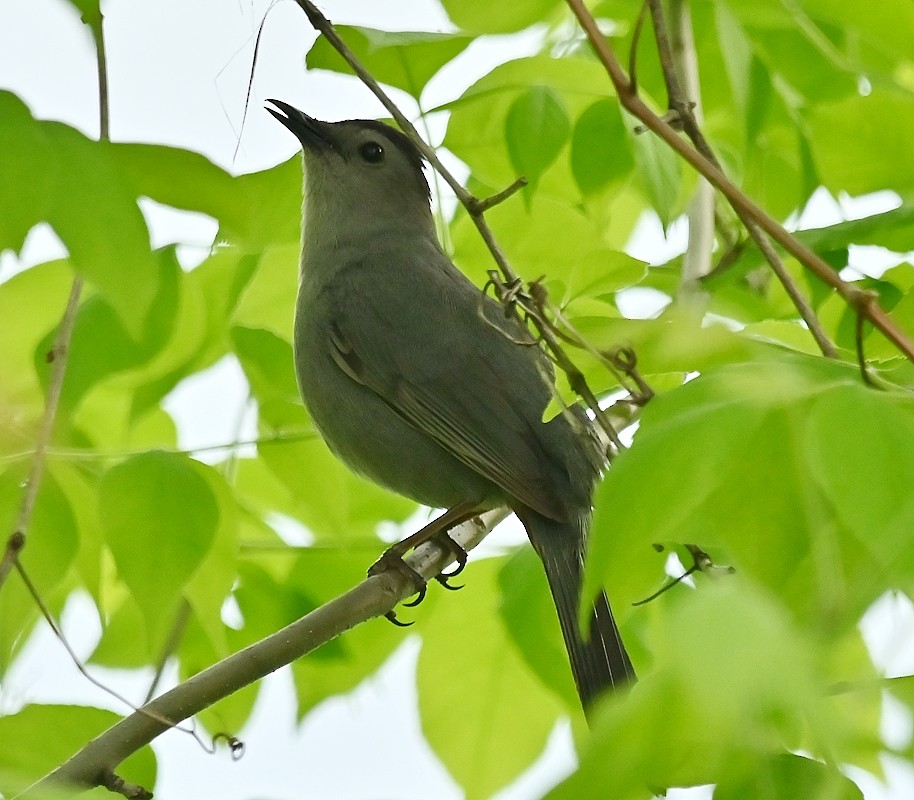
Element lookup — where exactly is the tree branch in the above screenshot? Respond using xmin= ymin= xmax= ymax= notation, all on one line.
xmin=646 ymin=0 xmax=837 ymax=356
xmin=566 ymin=0 xmax=914 ymax=362
xmin=24 ymin=510 xmax=507 ymax=796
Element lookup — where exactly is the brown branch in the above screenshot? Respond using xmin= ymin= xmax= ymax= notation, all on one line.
xmin=24 ymin=511 xmax=506 ymax=796
xmin=566 ymin=0 xmax=914 ymax=363
xmin=646 ymin=0 xmax=837 ymax=356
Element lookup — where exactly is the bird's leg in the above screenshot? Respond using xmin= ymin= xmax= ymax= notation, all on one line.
xmin=369 ymin=501 xmax=478 ymax=623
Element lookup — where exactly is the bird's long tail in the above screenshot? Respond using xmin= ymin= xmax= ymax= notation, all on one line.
xmin=517 ymin=507 xmax=635 ymax=712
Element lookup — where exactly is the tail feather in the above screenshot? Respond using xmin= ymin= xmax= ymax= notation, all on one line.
xmin=518 ymin=507 xmax=635 ymax=712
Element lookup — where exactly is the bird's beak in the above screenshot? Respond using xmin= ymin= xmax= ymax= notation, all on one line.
xmin=265 ymin=99 xmax=336 ymax=152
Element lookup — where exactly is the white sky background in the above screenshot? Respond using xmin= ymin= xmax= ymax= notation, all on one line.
xmin=3 ymin=0 xmax=914 ymax=798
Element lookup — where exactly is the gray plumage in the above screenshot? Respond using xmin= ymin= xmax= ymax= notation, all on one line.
xmin=267 ymin=100 xmax=635 ymax=710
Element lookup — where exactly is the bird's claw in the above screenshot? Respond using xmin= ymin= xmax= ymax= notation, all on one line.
xmin=369 ymin=548 xmax=428 ymax=625
xmin=384 ymin=610 xmax=414 ymax=627
xmin=402 ymin=582 xmax=427 ymax=607
xmin=370 ymin=529 xmax=471 ymax=624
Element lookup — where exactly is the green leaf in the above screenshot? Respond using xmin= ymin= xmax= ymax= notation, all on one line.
xmin=505 ymin=86 xmax=571 ymax=189
xmin=417 ymin=556 xmax=565 ymax=798
xmin=257 ymin=435 xmax=415 ymax=541
xmin=0 ymin=92 xmax=159 ymax=339
xmin=570 ymin=98 xmax=633 ymax=195
xmin=288 ymin=550 xmax=400 ymax=716
xmin=0 ymin=466 xmax=79 ymax=673
xmin=807 ymin=89 xmax=914 ymax=196
xmin=231 ymin=245 xmax=299 ymax=343
xmin=231 ymin=326 xmax=300 ymax=403
xmin=498 ymin=548 xmax=579 ymax=709
xmin=587 ymin=355 xmax=914 ymax=633
xmin=550 ymin=582 xmax=869 ymax=798
xmin=99 ymin=451 xmax=219 ymax=638
xmin=182 ymin=462 xmax=239 ymax=655
xmin=62 ymin=0 xmax=101 ymax=24
xmin=0 ymin=704 xmax=155 ymax=796
xmin=55 ymin=247 xmax=181 ymax=412
xmin=714 ymin=753 xmax=864 ymax=800
xmin=444 ymin=56 xmax=616 ymax=191
xmin=307 ymin=27 xmax=473 ymax=99
xmin=450 ymin=192 xmax=628 ymax=290
xmin=441 ymin=0 xmax=561 ymax=33
xmin=112 ymin=144 xmax=301 ymax=251
xmin=629 ymin=126 xmax=682 ymax=229
xmin=0 ymin=260 xmax=72 ymax=442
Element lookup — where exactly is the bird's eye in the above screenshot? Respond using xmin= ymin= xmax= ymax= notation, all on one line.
xmin=359 ymin=141 xmax=385 ymax=163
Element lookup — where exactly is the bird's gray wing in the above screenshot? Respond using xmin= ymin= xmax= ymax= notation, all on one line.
xmin=322 ymin=252 xmax=572 ymax=521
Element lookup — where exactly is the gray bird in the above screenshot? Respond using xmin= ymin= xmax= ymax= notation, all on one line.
xmin=267 ymin=100 xmax=635 ymax=711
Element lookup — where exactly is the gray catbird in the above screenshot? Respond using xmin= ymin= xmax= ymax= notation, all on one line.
xmin=267 ymin=100 xmax=635 ymax=711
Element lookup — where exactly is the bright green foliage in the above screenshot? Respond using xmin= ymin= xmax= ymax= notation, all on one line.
xmin=0 ymin=704 xmax=155 ymax=797
xmin=307 ymin=27 xmax=474 ymax=99
xmin=3 ymin=1 xmax=914 ymax=798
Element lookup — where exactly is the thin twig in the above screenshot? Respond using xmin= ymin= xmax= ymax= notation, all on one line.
xmin=565 ymin=0 xmax=914 ymax=362
xmin=0 ymin=430 xmax=318 ymax=467
xmin=99 ymin=769 xmax=152 ymax=800
xmin=0 ymin=241 xmax=84 ymax=594
xmin=14 ymin=560 xmax=194 ymax=737
xmin=749 ymin=224 xmax=838 ymax=357
xmin=25 ymin=510 xmax=507 ymax=796
xmin=471 ymin=177 xmax=528 ymax=213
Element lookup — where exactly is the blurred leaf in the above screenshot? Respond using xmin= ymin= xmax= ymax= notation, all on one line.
xmin=808 ymin=89 xmax=914 ymax=197
xmin=417 ymin=556 xmax=565 ymax=798
xmin=231 ymin=246 xmax=298 ymax=343
xmin=288 ymin=549 xmax=400 ymax=716
xmin=307 ymin=27 xmax=473 ymax=98
xmin=182 ymin=462 xmax=240 ymax=655
xmin=498 ymin=547 xmax=579 ymax=709
xmin=714 ymin=753 xmax=864 ymax=800
xmin=587 ymin=355 xmax=914 ymax=636
xmin=505 ymin=86 xmax=570 ymax=190
xmin=571 ymin=98 xmax=633 ymax=195
xmin=549 ymin=582 xmax=871 ymax=798
xmin=630 ymin=125 xmax=682 ymax=229
xmin=0 ymin=260 xmax=72 ymax=450
xmin=0 ymin=465 xmax=79 ymax=672
xmin=0 ymin=704 xmax=155 ymax=797
xmin=0 ymin=92 xmax=158 ymax=339
xmin=112 ymin=144 xmax=301 ymax=251
xmin=99 ymin=452 xmax=219 ymax=639
xmin=441 ymin=0 xmax=560 ymax=33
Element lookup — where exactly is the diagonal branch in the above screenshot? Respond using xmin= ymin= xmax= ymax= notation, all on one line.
xmin=566 ymin=0 xmax=914 ymax=362
xmin=649 ymin=0 xmax=837 ymax=357
xmin=23 ymin=510 xmax=507 ymax=797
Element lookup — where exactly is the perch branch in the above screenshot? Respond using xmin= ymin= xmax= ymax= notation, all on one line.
xmin=24 ymin=510 xmax=506 ymax=797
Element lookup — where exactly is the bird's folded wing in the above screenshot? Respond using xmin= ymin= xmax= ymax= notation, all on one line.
xmin=324 ymin=260 xmax=567 ymax=521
